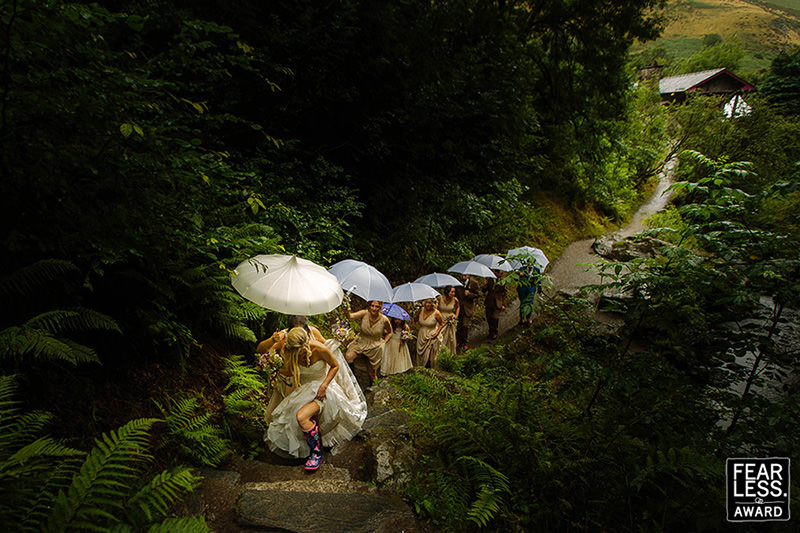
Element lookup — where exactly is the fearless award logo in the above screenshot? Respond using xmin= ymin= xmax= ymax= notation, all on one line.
xmin=727 ymin=457 xmax=790 ymax=522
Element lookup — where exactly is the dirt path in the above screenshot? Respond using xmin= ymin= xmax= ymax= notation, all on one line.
xmin=469 ymin=155 xmax=677 ymax=343
xmin=548 ymin=156 xmax=677 ymax=293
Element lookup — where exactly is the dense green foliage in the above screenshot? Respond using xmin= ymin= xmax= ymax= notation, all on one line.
xmin=0 ymin=0 xmax=668 ymax=402
xmin=0 ymin=376 xmax=208 ymax=531
xmin=760 ymin=46 xmax=800 ymax=116
xmin=395 ymin=300 xmax=730 ymax=531
xmin=10 ymin=0 xmax=799 ymax=530
xmin=392 ymin=66 xmax=800 ymax=528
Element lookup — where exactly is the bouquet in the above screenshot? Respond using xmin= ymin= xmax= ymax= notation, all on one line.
xmin=445 ymin=315 xmax=457 ymax=326
xmin=257 ymin=351 xmax=285 ymax=386
xmin=400 ymin=329 xmax=414 ymax=342
xmin=331 ymin=319 xmax=355 ymax=344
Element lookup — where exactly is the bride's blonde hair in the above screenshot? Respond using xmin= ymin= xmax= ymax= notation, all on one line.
xmin=283 ymin=326 xmax=311 ymax=387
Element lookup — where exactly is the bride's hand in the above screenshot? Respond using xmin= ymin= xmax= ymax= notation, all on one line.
xmin=315 ymin=384 xmax=328 ymax=400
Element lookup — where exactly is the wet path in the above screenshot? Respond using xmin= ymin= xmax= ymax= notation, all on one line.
xmin=548 ymin=156 xmax=677 ymax=293
xmin=469 ymin=156 xmax=677 ymax=345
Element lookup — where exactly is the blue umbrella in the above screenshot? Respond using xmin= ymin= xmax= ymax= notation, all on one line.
xmin=381 ymin=303 xmax=411 ymax=321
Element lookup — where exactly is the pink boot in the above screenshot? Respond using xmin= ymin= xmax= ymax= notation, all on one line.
xmin=302 ymin=421 xmax=324 ymax=471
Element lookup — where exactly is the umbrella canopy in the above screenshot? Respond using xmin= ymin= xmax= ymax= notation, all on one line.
xmin=472 ymin=253 xmax=513 ymax=272
xmin=447 ymin=260 xmax=497 ymax=279
xmin=328 ymin=259 xmax=365 ymax=278
xmin=506 ymin=246 xmax=549 ymax=271
xmin=381 ymin=303 xmax=411 ymax=321
xmin=391 ymin=282 xmax=440 ymax=303
xmin=414 ymin=272 xmax=462 ymax=288
xmin=328 ymin=259 xmax=393 ymax=303
xmin=231 ymin=254 xmax=343 ymax=315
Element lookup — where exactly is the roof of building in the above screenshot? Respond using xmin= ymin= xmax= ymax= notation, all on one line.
xmin=659 ymin=68 xmax=755 ymax=95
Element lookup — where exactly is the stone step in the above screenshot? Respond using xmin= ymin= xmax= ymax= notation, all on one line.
xmin=226 ymin=455 xmax=353 ymax=484
xmin=235 ymin=478 xmax=422 ymax=532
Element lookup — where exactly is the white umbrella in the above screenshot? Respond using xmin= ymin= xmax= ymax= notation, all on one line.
xmin=506 ymin=246 xmax=549 ymax=271
xmin=413 ymin=272 xmax=462 ymax=288
xmin=328 ymin=259 xmax=365 ymax=278
xmin=447 ymin=260 xmax=497 ymax=279
xmin=472 ymin=253 xmax=513 ymax=272
xmin=328 ymin=259 xmax=393 ymax=303
xmin=391 ymin=282 xmax=440 ymax=303
xmin=231 ymin=254 xmax=343 ymax=315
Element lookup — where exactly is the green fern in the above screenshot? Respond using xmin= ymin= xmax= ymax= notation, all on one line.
xmin=456 ymin=456 xmax=510 ymax=528
xmin=223 ymin=355 xmax=267 ymax=398
xmin=146 ymin=517 xmax=211 ymax=532
xmin=0 ymin=259 xmax=79 ymax=299
xmin=0 ymin=327 xmax=102 ymax=365
xmin=155 ymin=395 xmax=231 ymax=467
xmin=24 ymin=308 xmax=121 ymax=336
xmin=0 ymin=376 xmax=85 ymax=532
xmin=46 ymin=418 xmax=162 ymax=531
xmin=125 ymin=468 xmax=202 ymax=528
xmin=218 ymin=320 xmax=257 ymax=343
xmin=219 ymin=355 xmax=269 ymax=456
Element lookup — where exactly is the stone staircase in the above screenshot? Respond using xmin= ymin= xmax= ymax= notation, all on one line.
xmin=194 ymin=376 xmax=430 ymax=532
xmin=198 ymin=458 xmax=423 ymax=532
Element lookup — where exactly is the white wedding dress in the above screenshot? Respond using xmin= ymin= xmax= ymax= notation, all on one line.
xmin=264 ymin=340 xmax=367 ymax=458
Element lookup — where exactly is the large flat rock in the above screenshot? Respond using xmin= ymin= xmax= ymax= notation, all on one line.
xmin=235 ymin=479 xmax=422 ymax=532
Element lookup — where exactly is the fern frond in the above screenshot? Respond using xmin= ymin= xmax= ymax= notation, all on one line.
xmin=155 ymin=396 xmax=231 ymax=467
xmin=0 ymin=374 xmax=17 ymax=403
xmin=219 ymin=321 xmax=257 ymax=343
xmin=0 ymin=327 xmax=101 ymax=365
xmin=24 ymin=308 xmax=121 ymax=335
xmin=223 ymin=355 xmax=266 ymax=391
xmin=1 ymin=410 xmax=55 ymax=450
xmin=147 ymin=516 xmax=211 ymax=532
xmin=125 ymin=467 xmax=201 ymax=528
xmin=455 ymin=456 xmax=510 ymax=528
xmin=47 ymin=418 xmax=161 ymax=532
xmin=235 ymin=303 xmax=270 ymax=322
xmin=0 ymin=259 xmax=79 ymax=299
xmin=2 ymin=436 xmax=84 ymax=473
xmin=20 ymin=458 xmax=83 ymax=532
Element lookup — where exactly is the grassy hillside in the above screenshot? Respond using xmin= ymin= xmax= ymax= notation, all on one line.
xmin=634 ymin=0 xmax=800 ymax=75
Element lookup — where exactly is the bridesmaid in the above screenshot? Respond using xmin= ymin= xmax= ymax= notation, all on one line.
xmin=345 ymin=300 xmax=392 ymax=383
xmin=436 ymin=286 xmax=460 ymax=356
xmin=413 ymin=298 xmax=444 ymax=369
xmin=381 ymin=317 xmax=413 ymax=376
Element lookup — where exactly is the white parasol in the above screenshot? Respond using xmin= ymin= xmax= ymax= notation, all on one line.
xmin=231 ymin=254 xmax=343 ymax=315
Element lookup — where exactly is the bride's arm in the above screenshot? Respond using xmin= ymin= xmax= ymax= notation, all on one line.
xmin=314 ymin=345 xmax=339 ymax=400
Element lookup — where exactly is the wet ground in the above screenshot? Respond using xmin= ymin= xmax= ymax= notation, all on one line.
xmin=467 ymin=156 xmax=678 ymax=344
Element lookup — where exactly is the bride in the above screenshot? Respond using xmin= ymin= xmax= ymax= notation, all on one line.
xmin=263 ymin=326 xmax=367 ymax=470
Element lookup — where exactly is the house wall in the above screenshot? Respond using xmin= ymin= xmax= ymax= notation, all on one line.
xmin=692 ymin=75 xmax=743 ymax=94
